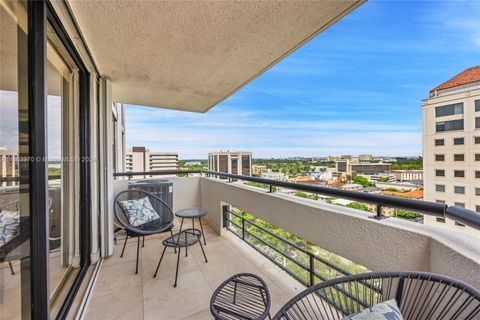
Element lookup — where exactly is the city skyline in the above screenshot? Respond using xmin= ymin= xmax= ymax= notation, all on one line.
xmin=122 ymin=1 xmax=479 ymax=159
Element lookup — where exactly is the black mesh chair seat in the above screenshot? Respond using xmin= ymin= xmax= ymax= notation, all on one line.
xmin=211 ymin=273 xmax=271 ymax=320
xmin=162 ymin=228 xmax=201 ymax=248
xmin=272 ymin=271 xmax=480 ymax=320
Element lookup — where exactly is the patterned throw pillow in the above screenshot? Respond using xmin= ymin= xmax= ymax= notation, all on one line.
xmin=120 ymin=197 xmax=160 ymax=227
xmin=342 ymin=299 xmax=404 ymax=320
xmin=0 ymin=210 xmax=20 ymax=246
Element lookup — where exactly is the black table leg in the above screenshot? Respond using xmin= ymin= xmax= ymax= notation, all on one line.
xmin=174 ymin=247 xmax=181 ymax=287
xmin=135 ymin=236 xmax=141 ymax=274
xmin=199 ymin=216 xmax=206 ymax=245
xmin=170 ymin=229 xmax=177 ymax=253
xmin=153 ymin=246 xmax=167 ymax=278
xmin=199 ymin=240 xmax=208 ymax=263
xmin=185 ymin=232 xmax=188 ymax=257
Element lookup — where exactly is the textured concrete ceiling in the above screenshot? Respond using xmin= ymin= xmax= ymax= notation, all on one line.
xmin=68 ymin=0 xmax=364 ymax=112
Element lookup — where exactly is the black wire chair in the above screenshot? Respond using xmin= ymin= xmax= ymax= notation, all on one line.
xmin=211 ymin=273 xmax=271 ymax=320
xmin=272 ymin=271 xmax=480 ymax=320
xmin=114 ymin=189 xmax=175 ymax=274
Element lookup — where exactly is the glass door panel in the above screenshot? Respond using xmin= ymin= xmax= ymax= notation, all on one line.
xmin=0 ymin=1 xmax=30 ymax=319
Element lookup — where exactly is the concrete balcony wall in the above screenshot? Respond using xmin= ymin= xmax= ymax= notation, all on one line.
xmin=110 ymin=176 xmax=479 ymax=288
xmin=199 ymin=177 xmax=480 ymax=289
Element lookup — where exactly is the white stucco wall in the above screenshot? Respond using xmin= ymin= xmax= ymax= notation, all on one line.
xmin=199 ymin=177 xmax=480 ymax=288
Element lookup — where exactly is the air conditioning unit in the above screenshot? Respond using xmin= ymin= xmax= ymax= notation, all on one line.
xmin=128 ymin=179 xmax=173 ymax=211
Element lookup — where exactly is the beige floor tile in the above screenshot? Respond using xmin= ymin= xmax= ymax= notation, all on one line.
xmin=142 ymin=270 xmax=213 ymax=320
xmin=85 ymin=285 xmax=143 ymax=320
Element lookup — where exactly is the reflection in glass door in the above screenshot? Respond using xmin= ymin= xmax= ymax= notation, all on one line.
xmin=0 ymin=1 xmax=30 ymax=319
xmin=46 ymin=23 xmax=80 ymax=315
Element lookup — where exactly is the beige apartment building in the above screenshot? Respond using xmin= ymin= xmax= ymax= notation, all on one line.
xmin=125 ymin=146 xmax=178 ymax=177
xmin=0 ymin=148 xmax=18 ymax=187
xmin=252 ymin=164 xmax=267 ymax=175
xmin=391 ymin=170 xmax=423 ymax=182
xmin=335 ymin=159 xmax=391 ymax=178
xmin=208 ymin=151 xmax=252 ymax=176
xmin=423 ymin=66 xmax=480 ymax=236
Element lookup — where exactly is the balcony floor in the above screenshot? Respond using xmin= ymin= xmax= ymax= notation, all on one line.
xmin=84 ymin=219 xmax=303 ymax=319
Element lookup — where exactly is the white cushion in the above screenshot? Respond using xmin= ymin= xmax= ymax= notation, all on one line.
xmin=342 ymin=299 xmax=404 ymax=320
xmin=120 ymin=197 xmax=159 ymax=227
xmin=0 ymin=210 xmax=20 ymax=246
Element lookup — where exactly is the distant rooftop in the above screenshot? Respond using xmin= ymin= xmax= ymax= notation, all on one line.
xmin=430 ymin=65 xmax=480 ymax=93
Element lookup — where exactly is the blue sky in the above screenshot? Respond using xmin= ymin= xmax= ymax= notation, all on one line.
xmin=125 ymin=0 xmax=480 ymax=159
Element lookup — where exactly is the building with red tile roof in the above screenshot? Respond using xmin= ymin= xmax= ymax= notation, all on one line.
xmin=430 ymin=65 xmax=480 ymax=94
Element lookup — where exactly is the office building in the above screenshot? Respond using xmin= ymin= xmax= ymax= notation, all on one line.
xmin=252 ymin=164 xmax=267 ymax=176
xmin=0 ymin=149 xmax=18 ymax=187
xmin=125 ymin=147 xmax=178 ymax=177
xmin=422 ymin=66 xmax=480 ymax=236
xmin=391 ymin=170 xmax=423 ymax=182
xmin=208 ymin=151 xmax=252 ymax=176
xmin=335 ymin=159 xmax=391 ymax=178
xmin=261 ymin=169 xmax=288 ymax=181
xmin=358 ymin=154 xmax=373 ymax=162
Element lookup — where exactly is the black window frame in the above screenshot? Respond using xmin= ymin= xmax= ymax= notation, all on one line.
xmin=435 ymin=154 xmax=445 ymax=161
xmin=434 ymin=139 xmax=444 ymax=146
xmin=454 ymin=186 xmax=465 ymax=194
xmin=435 ymin=169 xmax=445 ymax=177
xmin=26 ymin=2 xmax=93 ymax=318
xmin=476 ymin=99 xmax=480 ymax=112
xmin=436 ymin=119 xmax=464 ymax=132
xmin=435 ymin=102 xmax=463 ymax=117
xmin=453 ymin=154 xmax=465 ymax=161
xmin=454 ymin=170 xmax=465 ymax=178
xmin=453 ymin=137 xmax=464 ymax=145
xmin=435 ymin=184 xmax=445 ymax=192
xmin=476 ymin=171 xmax=480 ymax=179
xmin=475 ymin=136 xmax=480 ymax=144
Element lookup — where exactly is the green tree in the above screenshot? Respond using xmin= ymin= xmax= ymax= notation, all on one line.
xmin=352 ymin=176 xmax=373 ymax=187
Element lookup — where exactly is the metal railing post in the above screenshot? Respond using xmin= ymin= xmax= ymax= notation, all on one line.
xmin=370 ymin=205 xmax=388 ymax=220
xmin=269 ymin=185 xmax=273 ymax=193
xmin=222 ymin=205 xmax=230 ymax=229
xmin=309 ymin=255 xmax=315 ymax=287
xmin=242 ymin=215 xmax=245 ymax=240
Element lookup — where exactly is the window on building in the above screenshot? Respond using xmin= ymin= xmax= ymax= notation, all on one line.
xmin=477 ymin=206 xmax=480 ymax=212
xmin=435 ymin=103 xmax=463 ymax=117
xmin=435 ymin=154 xmax=445 ymax=161
xmin=435 ymin=169 xmax=445 ymax=177
xmin=476 ymin=171 xmax=480 ymax=179
xmin=476 ymin=117 xmax=480 ymax=128
xmin=454 ymin=186 xmax=465 ymax=194
xmin=454 ymin=170 xmax=464 ymax=178
xmin=435 ymin=185 xmax=445 ymax=192
xmin=455 ymin=222 xmax=466 ymax=227
xmin=453 ymin=137 xmax=464 ymax=145
xmin=453 ymin=154 xmax=464 ymax=161
xmin=436 ymin=119 xmax=464 ymax=132
xmin=476 ymin=154 xmax=480 ymax=161
xmin=454 ymin=202 xmax=465 ymax=208
xmin=476 ymin=100 xmax=480 ymax=112
xmin=476 ymin=188 xmax=480 ymax=196
xmin=434 ymin=139 xmax=444 ymax=146
xmin=436 ymin=217 xmax=446 ymax=223
xmin=475 ymin=136 xmax=480 ymax=144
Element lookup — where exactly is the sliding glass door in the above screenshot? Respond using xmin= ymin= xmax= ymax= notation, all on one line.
xmin=1 ymin=1 xmax=92 ymax=318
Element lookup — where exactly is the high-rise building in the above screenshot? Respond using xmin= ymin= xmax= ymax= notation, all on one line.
xmin=422 ymin=66 xmax=480 ymax=236
xmin=208 ymin=151 xmax=252 ymax=176
xmin=125 ymin=146 xmax=178 ymax=177
xmin=0 ymin=148 xmax=18 ymax=187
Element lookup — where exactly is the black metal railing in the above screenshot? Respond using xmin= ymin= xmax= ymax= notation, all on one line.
xmin=112 ymin=170 xmax=480 ymax=230
xmin=223 ymin=207 xmax=381 ymax=314
xmin=205 ymin=170 xmax=480 ymax=231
